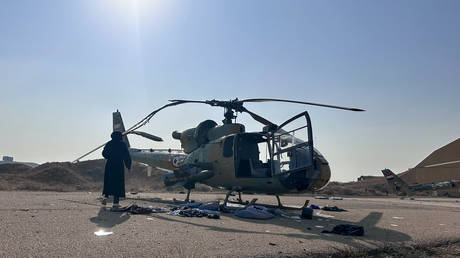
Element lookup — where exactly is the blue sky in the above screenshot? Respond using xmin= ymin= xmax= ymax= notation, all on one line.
xmin=1 ymin=0 xmax=459 ymax=181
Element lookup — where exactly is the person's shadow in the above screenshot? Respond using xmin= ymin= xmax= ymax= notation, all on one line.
xmin=89 ymin=207 xmax=131 ymax=229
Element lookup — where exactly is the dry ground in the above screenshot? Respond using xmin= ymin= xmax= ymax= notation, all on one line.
xmin=0 ymin=191 xmax=459 ymax=257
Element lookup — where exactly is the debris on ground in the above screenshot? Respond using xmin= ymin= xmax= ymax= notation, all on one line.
xmin=168 ymin=202 xmax=221 ymax=218
xmin=113 ymin=204 xmax=168 ymax=214
xmin=94 ymin=230 xmax=113 ymax=236
xmin=164 ymin=200 xmax=334 ymax=221
xmin=271 ymin=208 xmax=301 ymax=219
xmin=301 ymin=207 xmax=313 ymax=219
xmin=315 ymin=212 xmax=335 ymax=218
xmin=234 ymin=205 xmax=275 ymax=220
xmin=177 ymin=202 xmax=202 ymax=209
xmin=321 ymin=206 xmax=347 ymax=212
xmin=198 ymin=201 xmax=220 ymax=211
xmin=322 ymin=224 xmax=364 ymax=236
xmin=168 ymin=208 xmax=210 ymax=217
xmin=207 ymin=213 xmax=220 ymax=219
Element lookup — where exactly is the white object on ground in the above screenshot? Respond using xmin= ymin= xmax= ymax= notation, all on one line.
xmin=94 ymin=230 xmax=113 ymax=236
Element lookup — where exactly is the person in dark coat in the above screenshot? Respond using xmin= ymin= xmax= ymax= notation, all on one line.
xmin=102 ymin=131 xmax=131 ymax=209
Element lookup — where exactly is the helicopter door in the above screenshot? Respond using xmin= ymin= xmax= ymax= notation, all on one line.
xmin=270 ymin=111 xmax=314 ymax=175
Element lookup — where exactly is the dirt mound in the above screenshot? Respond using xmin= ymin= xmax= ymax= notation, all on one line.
xmin=28 ymin=162 xmax=90 ymax=186
xmin=318 ymin=177 xmax=391 ymax=196
xmin=0 ymin=159 xmax=201 ymax=192
xmin=0 ymin=163 xmax=33 ymax=174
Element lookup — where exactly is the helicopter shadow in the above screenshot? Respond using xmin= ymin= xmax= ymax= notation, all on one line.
xmin=126 ymin=196 xmax=411 ymax=248
xmin=126 ymin=197 xmax=183 ymax=205
xmin=89 ymin=207 xmax=131 ymax=229
xmin=149 ymin=209 xmax=411 ymax=250
xmin=243 ymin=211 xmax=411 ymax=247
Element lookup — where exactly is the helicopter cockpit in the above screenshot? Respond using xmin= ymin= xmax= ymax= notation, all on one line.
xmin=234 ymin=111 xmax=316 ymax=179
xmin=234 ymin=133 xmax=271 ymax=178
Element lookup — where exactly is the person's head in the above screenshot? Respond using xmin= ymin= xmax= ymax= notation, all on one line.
xmin=111 ymin=131 xmax=123 ymax=141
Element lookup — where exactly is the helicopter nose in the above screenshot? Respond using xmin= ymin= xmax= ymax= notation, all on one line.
xmin=311 ymin=162 xmax=331 ymax=190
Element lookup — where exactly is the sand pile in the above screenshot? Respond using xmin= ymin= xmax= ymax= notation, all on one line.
xmin=0 ymin=159 xmax=171 ymax=192
xmin=318 ymin=177 xmax=391 ymax=196
xmin=0 ymin=163 xmax=32 ymax=174
xmin=0 ymin=159 xmax=213 ymax=192
xmin=28 ymin=162 xmax=90 ymax=186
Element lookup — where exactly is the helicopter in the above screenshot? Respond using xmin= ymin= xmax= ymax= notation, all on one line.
xmin=75 ymin=98 xmax=364 ymax=207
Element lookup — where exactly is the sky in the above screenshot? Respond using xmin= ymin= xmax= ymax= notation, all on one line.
xmin=1 ymin=0 xmax=459 ymax=182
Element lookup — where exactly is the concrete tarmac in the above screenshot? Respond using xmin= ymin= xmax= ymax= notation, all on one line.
xmin=0 ymin=191 xmax=459 ymax=257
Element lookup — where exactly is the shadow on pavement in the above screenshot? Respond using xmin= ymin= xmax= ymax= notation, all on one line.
xmin=132 ymin=196 xmax=412 ymax=249
xmin=89 ymin=207 xmax=131 ymax=229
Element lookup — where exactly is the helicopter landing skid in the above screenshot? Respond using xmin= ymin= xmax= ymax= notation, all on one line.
xmin=184 ymin=188 xmax=191 ymax=203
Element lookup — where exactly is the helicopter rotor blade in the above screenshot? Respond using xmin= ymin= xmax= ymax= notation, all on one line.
xmin=240 ymin=106 xmax=275 ymax=126
xmin=169 ymin=99 xmax=208 ymax=104
xmin=169 ymin=99 xmax=228 ymax=107
xmin=240 ymin=98 xmax=365 ymax=112
xmin=73 ymin=142 xmax=107 ymax=163
xmin=170 ymin=99 xmax=277 ymax=128
xmin=74 ymin=101 xmax=190 ymax=163
xmin=127 ymin=131 xmax=163 ymax=142
xmin=124 ymin=100 xmax=193 ymax=134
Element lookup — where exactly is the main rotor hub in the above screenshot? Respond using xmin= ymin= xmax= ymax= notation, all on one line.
xmin=205 ymin=99 xmax=244 ymax=124
xmin=206 ymin=98 xmax=244 ymax=111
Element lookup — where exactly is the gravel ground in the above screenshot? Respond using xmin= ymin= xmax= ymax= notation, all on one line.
xmin=0 ymin=191 xmax=459 ymax=257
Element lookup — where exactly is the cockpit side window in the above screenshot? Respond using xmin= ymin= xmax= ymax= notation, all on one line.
xmin=235 ymin=134 xmax=271 ymax=178
xmin=223 ymin=136 xmax=234 ymax=158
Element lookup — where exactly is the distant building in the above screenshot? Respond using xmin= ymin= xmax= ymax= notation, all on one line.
xmin=0 ymin=155 xmax=38 ymax=168
xmin=2 ymin=156 xmax=13 ymax=162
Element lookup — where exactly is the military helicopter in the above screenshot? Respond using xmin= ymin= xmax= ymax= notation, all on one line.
xmin=75 ymin=98 xmax=364 ymax=206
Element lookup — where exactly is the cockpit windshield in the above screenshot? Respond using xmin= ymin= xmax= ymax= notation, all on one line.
xmin=234 ymin=112 xmax=314 ymax=178
xmin=271 ymin=112 xmax=314 ymax=175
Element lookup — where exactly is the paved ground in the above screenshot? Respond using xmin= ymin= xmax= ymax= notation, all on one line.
xmin=0 ymin=191 xmax=459 ymax=257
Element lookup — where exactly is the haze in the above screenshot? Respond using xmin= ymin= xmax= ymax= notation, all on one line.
xmin=1 ymin=0 xmax=459 ymax=182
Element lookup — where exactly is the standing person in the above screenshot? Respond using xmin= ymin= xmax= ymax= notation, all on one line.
xmin=102 ymin=131 xmax=131 ymax=210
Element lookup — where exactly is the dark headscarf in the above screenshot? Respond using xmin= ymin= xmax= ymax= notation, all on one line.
xmin=111 ymin=131 xmax=123 ymax=141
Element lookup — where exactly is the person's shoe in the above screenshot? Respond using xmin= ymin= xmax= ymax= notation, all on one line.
xmin=101 ymin=198 xmax=107 ymax=206
xmin=110 ymin=204 xmax=121 ymax=212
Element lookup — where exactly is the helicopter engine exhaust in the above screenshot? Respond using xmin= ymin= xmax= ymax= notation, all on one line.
xmin=172 ymin=131 xmax=181 ymax=140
